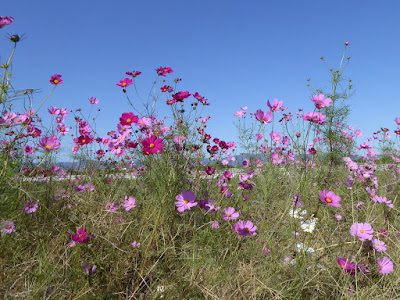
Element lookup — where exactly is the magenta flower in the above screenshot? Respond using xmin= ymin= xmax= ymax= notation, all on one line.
xmin=131 ymin=241 xmax=141 ymax=248
xmin=124 ymin=196 xmax=136 ymax=211
xmin=0 ymin=16 xmax=14 ymax=28
xmin=1 ymin=220 xmax=16 ymax=234
xmin=350 ymin=222 xmax=374 ymax=241
xmin=377 ymin=257 xmax=393 ymax=274
xmin=254 ymin=109 xmax=273 ymax=124
xmin=72 ymin=228 xmax=90 ymax=243
xmin=67 ymin=241 xmax=77 ymax=248
xmin=172 ymin=91 xmax=191 ymax=102
xmin=105 ymin=202 xmax=118 ymax=212
xmin=233 ymin=220 xmax=257 ymax=236
xmin=373 ymin=239 xmax=387 ymax=252
xmin=302 ymin=112 xmax=326 ymax=125
xmin=119 ymin=112 xmax=138 ymax=127
xmin=24 ymin=201 xmax=38 ymax=213
xmin=142 ymin=135 xmax=163 ymax=155
xmin=82 ymin=263 xmax=97 ymax=275
xmin=311 ymin=94 xmax=331 ymax=109
xmin=38 ymin=135 xmax=60 ymax=151
xmin=57 ymin=124 xmax=69 ymax=136
xmin=24 ymin=145 xmax=33 ymax=155
xmin=156 ymin=67 xmax=173 ymax=76
xmin=337 ymin=257 xmax=356 ymax=274
xmin=210 ymin=221 xmax=219 ymax=230
xmin=88 ymin=97 xmax=99 ymax=104
xmin=267 ymin=98 xmax=283 ymax=112
xmin=49 ymin=74 xmax=63 ymax=85
xmin=175 ymin=190 xmax=197 ymax=213
xmin=116 ymin=78 xmax=133 ymax=88
xmin=319 ymin=190 xmax=341 ymax=207
xmin=222 ymin=207 xmax=240 ymax=221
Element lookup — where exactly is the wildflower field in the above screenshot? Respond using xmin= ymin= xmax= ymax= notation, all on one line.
xmin=1 ymin=16 xmax=400 ymax=299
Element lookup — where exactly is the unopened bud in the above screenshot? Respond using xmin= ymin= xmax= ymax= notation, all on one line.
xmin=10 ymin=34 xmax=20 ymax=43
xmin=344 ymin=41 xmax=349 ymax=46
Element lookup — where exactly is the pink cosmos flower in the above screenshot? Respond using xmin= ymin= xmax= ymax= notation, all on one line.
xmin=49 ymin=74 xmax=63 ymax=85
xmin=0 ymin=16 xmax=14 ymax=28
xmin=222 ymin=207 xmax=240 ymax=221
xmin=72 ymin=228 xmax=90 ymax=243
xmin=57 ymin=124 xmax=69 ymax=136
xmin=131 ymin=241 xmax=141 ymax=248
xmin=82 ymin=263 xmax=97 ymax=275
xmin=116 ymin=78 xmax=133 ymax=88
xmin=210 ymin=221 xmax=220 ymax=230
xmin=319 ymin=190 xmax=341 ymax=207
xmin=373 ymin=239 xmax=387 ymax=252
xmin=233 ymin=220 xmax=257 ymax=236
xmin=254 ymin=109 xmax=273 ymax=124
xmin=105 ymin=202 xmax=119 ymax=212
xmin=126 ymin=70 xmax=142 ymax=78
xmin=142 ymin=135 xmax=163 ymax=155
xmin=124 ymin=196 xmax=136 ymax=211
xmin=67 ymin=241 xmax=77 ymax=248
xmin=38 ymin=135 xmax=60 ymax=151
xmin=335 ymin=214 xmax=342 ymax=221
xmin=172 ymin=91 xmax=191 ymax=102
xmin=395 ymin=117 xmax=400 ymax=125
xmin=377 ymin=257 xmax=393 ymax=274
xmin=48 ymin=106 xmax=60 ymax=115
xmin=1 ymin=220 xmax=16 ymax=234
xmin=156 ymin=67 xmax=173 ymax=76
xmin=24 ymin=145 xmax=33 ymax=155
xmin=267 ymin=98 xmax=283 ymax=112
xmin=302 ymin=112 xmax=326 ymax=125
xmin=88 ymin=97 xmax=99 ymax=104
xmin=24 ymin=201 xmax=38 ymax=213
xmin=119 ymin=112 xmax=138 ymax=127
xmin=311 ymin=94 xmax=331 ymax=109
xmin=175 ymin=190 xmax=197 ymax=213
xmin=350 ymin=222 xmax=374 ymax=241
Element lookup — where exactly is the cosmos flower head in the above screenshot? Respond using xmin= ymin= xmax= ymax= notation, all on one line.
xmin=233 ymin=220 xmax=257 ymax=236
xmin=319 ymin=190 xmax=341 ymax=207
xmin=175 ymin=190 xmax=197 ymax=213
xmin=49 ymin=74 xmax=63 ymax=85
xmin=350 ymin=222 xmax=374 ymax=241
xmin=377 ymin=257 xmax=393 ymax=274
xmin=0 ymin=16 xmax=14 ymax=28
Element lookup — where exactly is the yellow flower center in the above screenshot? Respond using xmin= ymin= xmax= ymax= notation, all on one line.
xmin=45 ymin=145 xmax=51 ymax=149
xmin=127 ymin=118 xmax=131 ymax=123
xmin=360 ymin=229 xmax=364 ymax=233
xmin=184 ymin=200 xmax=188 ymax=204
xmin=78 ymin=234 xmax=82 ymax=238
xmin=122 ymin=83 xmax=127 ymax=87
xmin=376 ymin=243 xmax=380 ymax=246
xmin=226 ymin=213 xmax=231 ymax=217
xmin=326 ymin=198 xmax=332 ymax=203
xmin=82 ymin=139 xmax=85 ymax=143
xmin=53 ymin=79 xmax=59 ymax=84
xmin=150 ymin=143 xmax=155 ymax=148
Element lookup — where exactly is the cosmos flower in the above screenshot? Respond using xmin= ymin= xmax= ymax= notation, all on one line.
xmin=350 ymin=222 xmax=374 ymax=241
xmin=49 ymin=74 xmax=63 ymax=85
xmin=377 ymin=257 xmax=393 ymax=274
xmin=319 ymin=190 xmax=341 ymax=207
xmin=24 ymin=201 xmax=38 ymax=213
xmin=175 ymin=191 xmax=197 ymax=213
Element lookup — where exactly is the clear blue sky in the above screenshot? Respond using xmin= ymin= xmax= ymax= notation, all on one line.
xmin=2 ymin=1 xmax=400 ymax=160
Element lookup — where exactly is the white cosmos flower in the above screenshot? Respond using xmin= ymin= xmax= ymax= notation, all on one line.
xmin=300 ymin=217 xmax=318 ymax=233
xmin=288 ymin=208 xmax=307 ymax=219
xmin=296 ymin=243 xmax=315 ymax=253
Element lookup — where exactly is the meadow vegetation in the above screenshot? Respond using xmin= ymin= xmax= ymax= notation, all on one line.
xmin=1 ymin=16 xmax=400 ymax=299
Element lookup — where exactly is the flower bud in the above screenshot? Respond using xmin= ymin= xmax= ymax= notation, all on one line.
xmin=10 ymin=34 xmax=20 ymax=43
